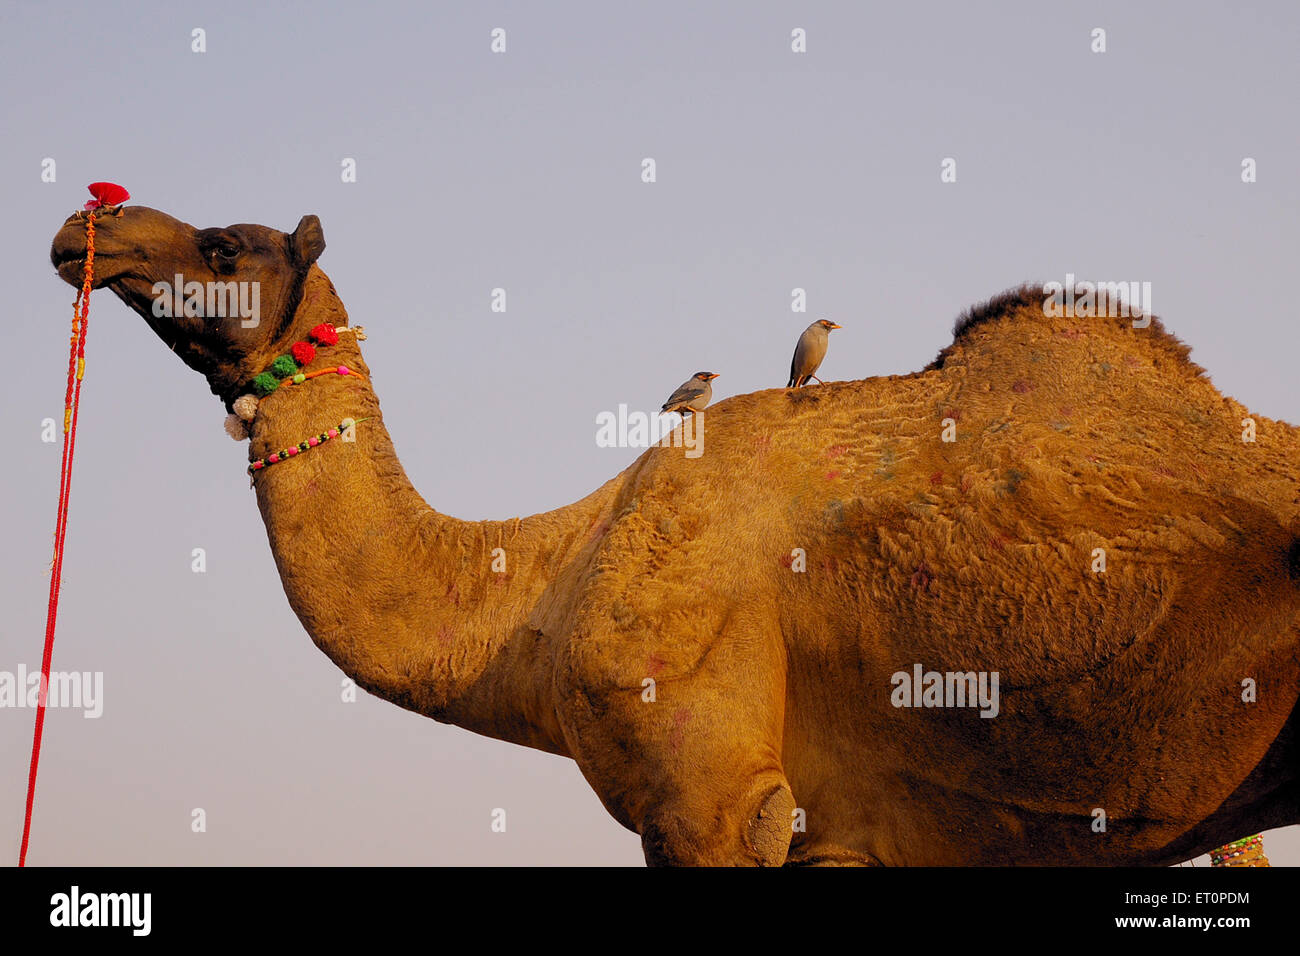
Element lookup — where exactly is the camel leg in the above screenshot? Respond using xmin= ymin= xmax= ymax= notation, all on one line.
xmin=568 ymin=709 xmax=796 ymax=866
xmin=559 ymin=611 xmax=794 ymax=865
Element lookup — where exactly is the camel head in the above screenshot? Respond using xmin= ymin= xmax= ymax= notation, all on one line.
xmin=50 ymin=205 xmax=326 ymax=407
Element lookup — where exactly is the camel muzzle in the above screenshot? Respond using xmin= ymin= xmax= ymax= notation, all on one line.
xmin=52 ymin=204 xmax=201 ymax=279
xmin=50 ymin=207 xmax=140 ymax=289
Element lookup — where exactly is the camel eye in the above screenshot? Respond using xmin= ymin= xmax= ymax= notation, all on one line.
xmin=204 ymin=238 xmax=240 ymax=261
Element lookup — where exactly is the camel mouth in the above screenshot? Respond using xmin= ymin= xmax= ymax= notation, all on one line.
xmin=51 ymin=205 xmax=201 ymax=294
xmin=51 ymin=216 xmax=134 ymax=289
xmin=52 ymin=251 xmax=121 ymax=289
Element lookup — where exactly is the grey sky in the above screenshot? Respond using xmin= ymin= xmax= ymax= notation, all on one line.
xmin=2 ymin=0 xmax=1296 ymax=865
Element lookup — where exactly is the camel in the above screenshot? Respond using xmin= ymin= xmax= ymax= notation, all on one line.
xmin=49 ymin=205 xmax=1300 ymax=866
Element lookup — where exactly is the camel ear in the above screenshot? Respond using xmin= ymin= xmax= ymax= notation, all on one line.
xmin=289 ymin=215 xmax=326 ymax=266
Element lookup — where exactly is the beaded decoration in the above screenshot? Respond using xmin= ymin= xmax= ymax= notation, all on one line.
xmin=224 ymin=323 xmax=367 ymax=440
xmin=248 ymin=417 xmax=372 ymax=477
xmin=251 ymin=323 xmax=345 ymax=396
xmin=1209 ymin=833 xmax=1268 ymax=867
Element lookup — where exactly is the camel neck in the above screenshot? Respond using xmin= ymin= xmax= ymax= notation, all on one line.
xmin=241 ymin=270 xmax=598 ymax=756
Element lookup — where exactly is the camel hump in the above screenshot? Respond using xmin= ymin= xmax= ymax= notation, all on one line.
xmin=926 ymin=282 xmax=1201 ymax=377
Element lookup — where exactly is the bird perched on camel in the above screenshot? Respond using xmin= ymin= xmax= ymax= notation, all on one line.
xmin=788 ymin=318 xmax=841 ymax=387
xmin=49 ymin=204 xmax=1300 ymax=866
xmin=661 ymin=371 xmax=718 ymax=417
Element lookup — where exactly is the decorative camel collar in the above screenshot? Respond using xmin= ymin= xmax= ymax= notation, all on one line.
xmin=222 ymin=321 xmax=370 ymax=480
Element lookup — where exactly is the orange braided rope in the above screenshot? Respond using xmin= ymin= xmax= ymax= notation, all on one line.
xmin=19 ymin=212 xmax=95 ymax=866
xmin=269 ymin=364 xmax=368 ymax=394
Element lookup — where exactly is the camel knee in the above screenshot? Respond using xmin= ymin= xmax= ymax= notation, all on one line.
xmin=745 ymin=779 xmax=798 ymax=866
xmin=641 ymin=773 xmax=796 ymax=867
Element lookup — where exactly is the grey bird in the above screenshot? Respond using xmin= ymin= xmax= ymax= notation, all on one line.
xmin=787 ymin=318 xmax=841 ymax=387
xmin=661 ymin=371 xmax=719 ymax=417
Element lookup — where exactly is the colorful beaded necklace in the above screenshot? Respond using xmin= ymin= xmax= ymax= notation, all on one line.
xmin=248 ymin=416 xmax=373 ymax=477
xmin=225 ymin=322 xmax=367 ymax=438
xmin=228 ymin=322 xmax=372 ymax=479
xmin=1209 ymin=833 xmax=1268 ymax=867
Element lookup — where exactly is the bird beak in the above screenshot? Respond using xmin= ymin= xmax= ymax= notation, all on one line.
xmin=708 ymin=373 xmax=720 ymax=380
xmin=828 ymin=323 xmax=842 ymax=330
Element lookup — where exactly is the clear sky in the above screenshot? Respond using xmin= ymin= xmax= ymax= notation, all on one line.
xmin=1 ymin=0 xmax=1297 ymax=865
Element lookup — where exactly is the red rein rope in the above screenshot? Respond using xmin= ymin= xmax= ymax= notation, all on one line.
xmin=19 ymin=213 xmax=95 ymax=866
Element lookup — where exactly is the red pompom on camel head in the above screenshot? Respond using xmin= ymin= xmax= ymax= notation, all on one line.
xmin=83 ymin=181 xmax=130 ymax=211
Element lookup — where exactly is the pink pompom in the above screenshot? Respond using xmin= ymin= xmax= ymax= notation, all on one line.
xmin=327 ymin=429 xmax=339 ymax=439
xmin=308 ymin=437 xmax=319 ymax=447
xmin=286 ymin=447 xmax=298 ymax=456
xmin=336 ymin=365 xmax=351 ymax=375
xmin=268 ymin=454 xmax=279 ymax=464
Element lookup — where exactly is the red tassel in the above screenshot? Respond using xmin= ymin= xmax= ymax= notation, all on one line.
xmin=291 ymin=341 xmax=316 ymax=365
xmin=84 ymin=181 xmax=130 ymax=210
xmin=309 ymin=323 xmax=339 ymax=346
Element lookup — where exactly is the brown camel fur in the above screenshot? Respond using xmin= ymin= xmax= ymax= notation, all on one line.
xmin=50 ymin=206 xmax=1300 ymax=866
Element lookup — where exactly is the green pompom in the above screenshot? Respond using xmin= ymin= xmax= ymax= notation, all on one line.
xmin=252 ymin=372 xmax=281 ymax=396
xmin=270 ymin=355 xmax=298 ymax=378
xmin=292 ymin=373 xmax=306 ymax=384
